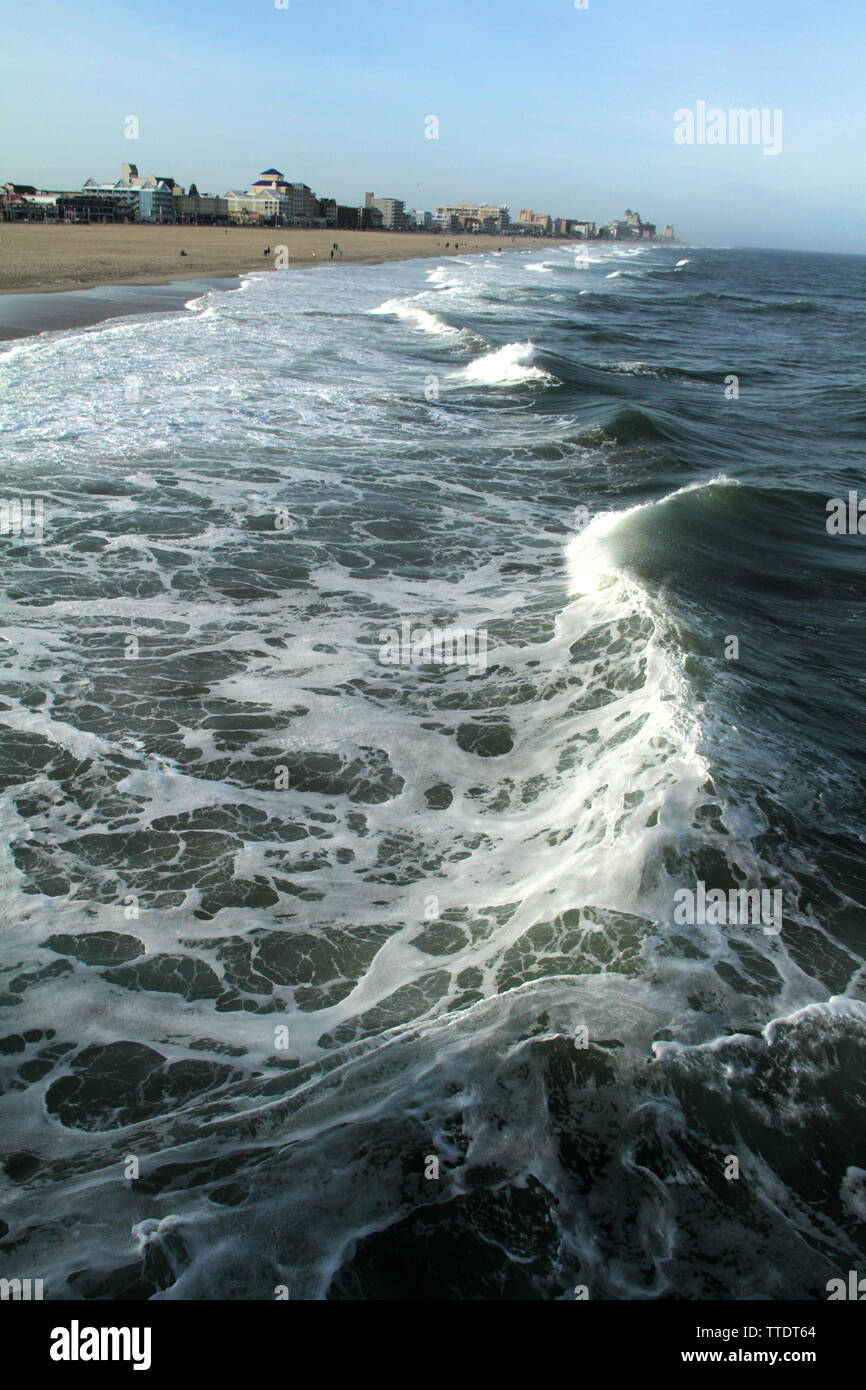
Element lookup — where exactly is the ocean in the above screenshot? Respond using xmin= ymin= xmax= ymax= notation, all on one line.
xmin=0 ymin=240 xmax=864 ymax=1300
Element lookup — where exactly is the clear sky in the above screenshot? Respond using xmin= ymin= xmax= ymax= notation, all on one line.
xmin=1 ymin=0 xmax=863 ymax=252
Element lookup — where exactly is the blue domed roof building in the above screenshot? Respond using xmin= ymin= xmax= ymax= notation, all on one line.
xmin=252 ymin=169 xmax=289 ymax=193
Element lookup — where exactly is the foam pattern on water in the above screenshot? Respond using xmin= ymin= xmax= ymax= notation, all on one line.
xmin=1 ymin=244 xmax=864 ymax=1298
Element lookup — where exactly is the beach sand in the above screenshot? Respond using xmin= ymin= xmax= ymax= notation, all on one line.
xmin=0 ymin=224 xmax=534 ymax=296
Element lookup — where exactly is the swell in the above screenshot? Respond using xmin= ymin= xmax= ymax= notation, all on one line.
xmin=2 ymin=243 xmax=865 ymax=1302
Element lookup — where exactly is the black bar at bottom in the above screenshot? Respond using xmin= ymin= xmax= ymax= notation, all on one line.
xmin=5 ymin=1297 xmax=859 ymax=1376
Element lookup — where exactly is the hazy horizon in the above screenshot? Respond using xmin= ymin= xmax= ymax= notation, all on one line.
xmin=1 ymin=0 xmax=863 ymax=254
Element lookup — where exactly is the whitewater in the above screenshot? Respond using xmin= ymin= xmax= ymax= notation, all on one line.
xmin=0 ymin=240 xmax=864 ymax=1299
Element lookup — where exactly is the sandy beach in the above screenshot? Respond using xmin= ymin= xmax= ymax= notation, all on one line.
xmin=0 ymin=223 xmax=535 ymax=296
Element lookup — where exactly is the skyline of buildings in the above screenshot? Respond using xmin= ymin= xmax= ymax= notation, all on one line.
xmin=1 ymin=164 xmax=675 ymax=242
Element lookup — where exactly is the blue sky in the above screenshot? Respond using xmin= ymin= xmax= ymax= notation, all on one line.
xmin=1 ymin=0 xmax=863 ymax=251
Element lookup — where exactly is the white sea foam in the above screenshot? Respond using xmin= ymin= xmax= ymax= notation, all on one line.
xmin=0 ymin=249 xmax=841 ymax=1303
xmin=425 ymin=265 xmax=464 ymax=289
xmin=455 ymin=340 xmax=555 ymax=384
xmin=370 ymin=294 xmax=476 ymax=341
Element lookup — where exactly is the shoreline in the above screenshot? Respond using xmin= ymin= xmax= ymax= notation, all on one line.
xmin=0 ymin=225 xmax=544 ymax=343
xmin=0 ymin=275 xmax=244 ymax=344
xmin=0 ymin=274 xmax=249 ymax=343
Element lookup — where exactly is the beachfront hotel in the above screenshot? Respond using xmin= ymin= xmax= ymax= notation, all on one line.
xmin=72 ymin=171 xmax=175 ymax=222
xmin=226 ymin=170 xmax=328 ymax=226
xmin=433 ymin=203 xmax=510 ymax=233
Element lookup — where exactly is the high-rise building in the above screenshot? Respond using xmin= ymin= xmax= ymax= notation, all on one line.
xmin=285 ymin=182 xmax=319 ymax=223
xmin=517 ymin=209 xmax=552 ymax=235
xmin=364 ymin=192 xmax=407 ymax=230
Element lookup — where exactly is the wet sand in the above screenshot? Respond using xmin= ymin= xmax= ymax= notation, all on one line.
xmin=0 ymin=276 xmax=243 ymax=343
